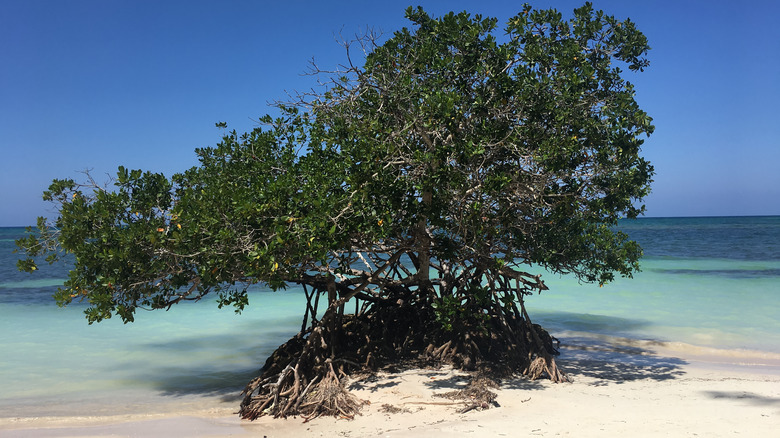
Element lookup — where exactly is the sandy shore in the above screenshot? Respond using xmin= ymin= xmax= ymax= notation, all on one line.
xmin=2 ymin=335 xmax=779 ymax=437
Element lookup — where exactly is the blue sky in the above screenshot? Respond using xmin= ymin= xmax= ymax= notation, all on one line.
xmin=1 ymin=0 xmax=778 ymax=226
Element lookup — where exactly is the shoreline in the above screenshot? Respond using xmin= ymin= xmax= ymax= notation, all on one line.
xmin=2 ymin=335 xmax=779 ymax=437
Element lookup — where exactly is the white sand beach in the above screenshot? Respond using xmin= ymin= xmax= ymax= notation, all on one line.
xmin=2 ymin=336 xmax=778 ymax=438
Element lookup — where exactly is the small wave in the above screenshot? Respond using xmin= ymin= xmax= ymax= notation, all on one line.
xmin=651 ymin=268 xmax=780 ymax=278
xmin=0 ymin=278 xmax=66 ymax=289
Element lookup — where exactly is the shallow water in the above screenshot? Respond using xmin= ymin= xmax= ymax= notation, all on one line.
xmin=527 ymin=255 xmax=780 ymax=353
xmin=1 ymin=216 xmax=778 ymax=417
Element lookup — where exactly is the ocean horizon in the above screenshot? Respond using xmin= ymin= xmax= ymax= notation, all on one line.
xmin=1 ymin=215 xmax=778 ymax=418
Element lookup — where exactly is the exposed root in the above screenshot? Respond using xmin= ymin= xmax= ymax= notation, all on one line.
xmin=437 ymin=374 xmax=499 ymax=413
xmin=239 ymin=294 xmax=567 ymax=420
xmin=240 ymin=359 xmax=366 ymax=420
xmin=425 ymin=335 xmax=481 ymax=370
xmin=299 ymin=363 xmax=365 ymax=421
xmin=526 ymin=356 xmax=568 ymax=382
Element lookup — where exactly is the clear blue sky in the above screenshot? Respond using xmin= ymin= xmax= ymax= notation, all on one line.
xmin=1 ymin=0 xmax=778 ymax=226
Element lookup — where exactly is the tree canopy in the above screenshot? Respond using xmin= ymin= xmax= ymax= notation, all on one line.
xmin=18 ymin=3 xmax=653 ymax=419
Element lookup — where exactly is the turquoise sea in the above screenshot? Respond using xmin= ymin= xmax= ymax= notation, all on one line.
xmin=1 ymin=216 xmax=779 ymax=418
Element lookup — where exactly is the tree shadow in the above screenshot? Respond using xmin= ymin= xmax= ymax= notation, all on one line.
xmin=556 ymin=335 xmax=687 ymax=385
xmin=149 ymin=367 xmax=257 ymax=402
xmin=529 ymin=309 xmax=652 ymax=338
xmin=499 ymin=375 xmax=553 ymax=391
xmin=109 ymin=328 xmax=301 ymax=401
xmin=421 ymin=369 xmax=470 ymax=392
xmin=104 ymin=311 xmax=688 ymax=401
xmin=524 ymin=309 xmax=690 ymax=385
xmin=348 ymin=366 xmax=471 ymax=393
xmin=348 ymin=373 xmax=403 ymax=393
